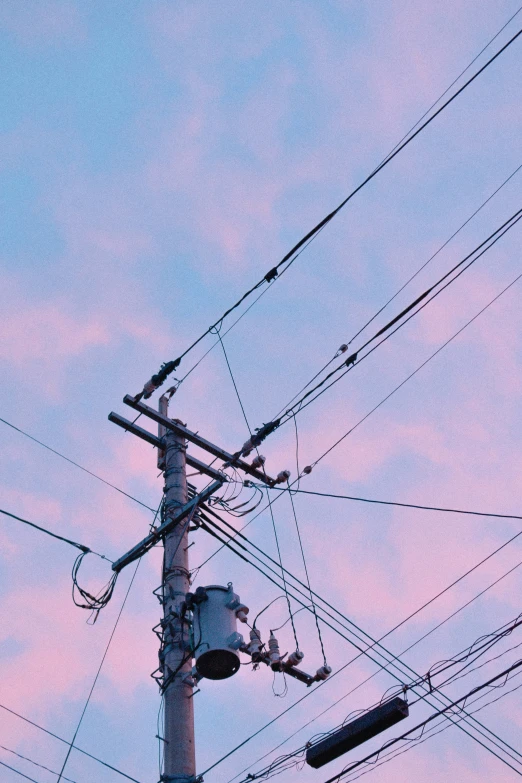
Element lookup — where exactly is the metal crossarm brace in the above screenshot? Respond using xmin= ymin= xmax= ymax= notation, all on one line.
xmin=122 ymin=394 xmax=277 ymax=486
xmin=112 ymin=480 xmax=223 ymax=573
xmin=108 ymin=412 xmax=225 ymax=483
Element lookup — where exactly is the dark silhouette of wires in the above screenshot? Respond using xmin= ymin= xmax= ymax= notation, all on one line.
xmin=273 ymin=207 xmax=522 ymax=428
xmin=135 ymin=24 xmax=522 ymax=401
xmin=0 ymin=701 xmax=142 ymax=783
xmin=0 ymin=417 xmax=157 ymax=514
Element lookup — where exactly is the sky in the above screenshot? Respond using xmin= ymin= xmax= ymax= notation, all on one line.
xmin=1 ymin=1 xmax=522 ymax=782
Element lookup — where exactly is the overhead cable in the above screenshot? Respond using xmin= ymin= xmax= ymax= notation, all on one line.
xmin=0 ymin=702 xmax=142 ymax=783
xmin=277 ymin=162 xmax=522 ymax=416
xmin=56 ymin=559 xmax=142 ymax=783
xmin=228 ymin=556 xmax=522 ymax=783
xmin=0 ymin=508 xmax=102 ymax=556
xmin=273 ymin=207 xmax=522 ymax=428
xmin=0 ymin=417 xmax=156 ymax=513
xmin=261 ymin=487 xmax=522 ymax=523
xmin=197 ymin=510 xmax=521 ymax=778
xmin=321 ymin=659 xmax=522 ymax=783
xmin=310 ymin=270 xmax=522 ymax=469
xmin=135 ymin=25 xmax=522 ymax=402
xmin=0 ymin=744 xmax=78 ymax=783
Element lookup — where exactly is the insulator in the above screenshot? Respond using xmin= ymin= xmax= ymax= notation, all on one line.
xmin=338 ymin=344 xmax=348 ymax=354
xmin=302 ymin=465 xmax=312 ymax=475
xmin=241 ymin=438 xmax=254 ymax=457
xmin=274 ymin=469 xmax=291 ymax=485
xmin=268 ymin=631 xmax=281 ymax=669
xmin=251 ymin=454 xmax=266 ymax=469
xmin=315 ymin=665 xmax=332 ymax=681
xmin=236 ymin=609 xmax=249 ymax=623
xmin=248 ymin=628 xmax=262 ymax=660
xmin=287 ymin=650 xmax=304 ymax=667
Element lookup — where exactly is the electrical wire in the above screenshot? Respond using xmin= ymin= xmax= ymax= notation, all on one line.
xmin=286 ymin=483 xmax=327 ymax=666
xmin=228 ymin=557 xmax=522 ymax=783
xmin=321 ymin=659 xmax=522 ymax=783
xmin=309 ymin=269 xmax=522 ymax=469
xmin=276 ymin=161 xmax=522 ymax=418
xmin=0 ymin=745 xmax=78 ymax=783
xmin=193 ymin=270 xmax=522 ymax=577
xmin=56 ymin=558 xmax=142 ymax=783
xmin=0 ymin=417 xmax=157 ymax=514
xmin=275 ymin=207 xmax=522 ymax=427
xmin=136 ymin=24 xmax=522 ymax=400
xmin=0 ymin=508 xmax=104 ymax=556
xmin=0 ymin=702 xmax=142 ymax=783
xmin=0 ymin=759 xmax=42 ymax=783
xmin=197 ymin=512 xmax=522 ymax=778
xmin=260 ymin=487 xmax=522 ymax=523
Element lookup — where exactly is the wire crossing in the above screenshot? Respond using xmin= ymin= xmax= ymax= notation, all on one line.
xmin=135 ymin=25 xmax=522 ymax=401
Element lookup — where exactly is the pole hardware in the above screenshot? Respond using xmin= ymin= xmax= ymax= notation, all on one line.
xmin=121 ymin=395 xmax=279 ymax=486
xmin=111 ymin=480 xmax=223 ymax=574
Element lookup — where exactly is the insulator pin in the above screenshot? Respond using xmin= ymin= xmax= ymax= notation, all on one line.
xmin=287 ymin=650 xmax=304 ymax=667
xmin=251 ymin=454 xmax=266 ymax=469
xmin=268 ymin=631 xmax=281 ymax=669
xmin=274 ymin=469 xmax=291 ymax=485
xmin=314 ymin=665 xmax=332 ymax=681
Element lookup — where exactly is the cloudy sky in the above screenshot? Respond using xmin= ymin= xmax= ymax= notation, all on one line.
xmin=1 ymin=2 xmax=522 ymax=782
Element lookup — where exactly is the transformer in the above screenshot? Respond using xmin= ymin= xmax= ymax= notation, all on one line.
xmin=192 ymin=584 xmax=248 ymax=680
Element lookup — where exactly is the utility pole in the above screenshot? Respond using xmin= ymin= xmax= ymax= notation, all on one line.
xmin=109 ymin=393 xmax=326 ymax=783
xmin=161 ymin=423 xmax=195 ymax=782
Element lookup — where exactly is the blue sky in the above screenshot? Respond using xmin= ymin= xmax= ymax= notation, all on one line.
xmin=1 ymin=2 xmax=522 ymax=782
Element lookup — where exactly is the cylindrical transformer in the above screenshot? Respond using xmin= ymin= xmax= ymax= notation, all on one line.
xmin=192 ymin=584 xmax=246 ymax=680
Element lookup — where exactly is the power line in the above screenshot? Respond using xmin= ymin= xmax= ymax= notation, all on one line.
xmin=198 ymin=509 xmax=522 ymax=778
xmin=229 ymin=557 xmax=522 ymax=783
xmin=0 ymin=508 xmax=106 ymax=557
xmin=275 ymin=207 xmax=522 ymax=426
xmin=0 ymin=759 xmax=42 ymax=783
xmin=193 ymin=270 xmax=522 ymax=576
xmin=276 ymin=161 xmax=522 ymax=417
xmin=310 ymin=270 xmax=522 ymax=468
xmin=56 ymin=559 xmax=142 ymax=782
xmin=321 ymin=659 xmax=522 ymax=783
xmin=135 ymin=25 xmax=522 ymax=401
xmin=0 ymin=703 xmax=142 ymax=783
xmin=0 ymin=744 xmax=78 ymax=783
xmin=0 ymin=417 xmax=157 ymax=514
xmin=261 ymin=487 xmax=522 ymax=523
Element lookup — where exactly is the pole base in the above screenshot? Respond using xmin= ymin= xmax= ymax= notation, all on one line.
xmin=159 ymin=776 xmax=198 ymax=783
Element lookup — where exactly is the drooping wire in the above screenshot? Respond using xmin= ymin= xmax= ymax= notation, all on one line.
xmin=0 ymin=417 xmax=157 ymax=514
xmin=266 ymin=493 xmax=300 ymax=653
xmin=71 ymin=552 xmax=118 ymax=623
xmin=198 ymin=512 xmax=522 ymax=780
xmin=197 ymin=512 xmax=522 ymax=773
xmin=136 ymin=24 xmax=522 ymax=400
xmin=286 ymin=483 xmax=327 ymax=666
xmin=227 ymin=555 xmax=522 ymax=783
xmin=56 ymin=558 xmax=142 ymax=783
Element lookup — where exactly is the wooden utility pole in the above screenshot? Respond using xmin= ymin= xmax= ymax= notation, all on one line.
xmin=161 ymin=423 xmax=195 ymax=781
